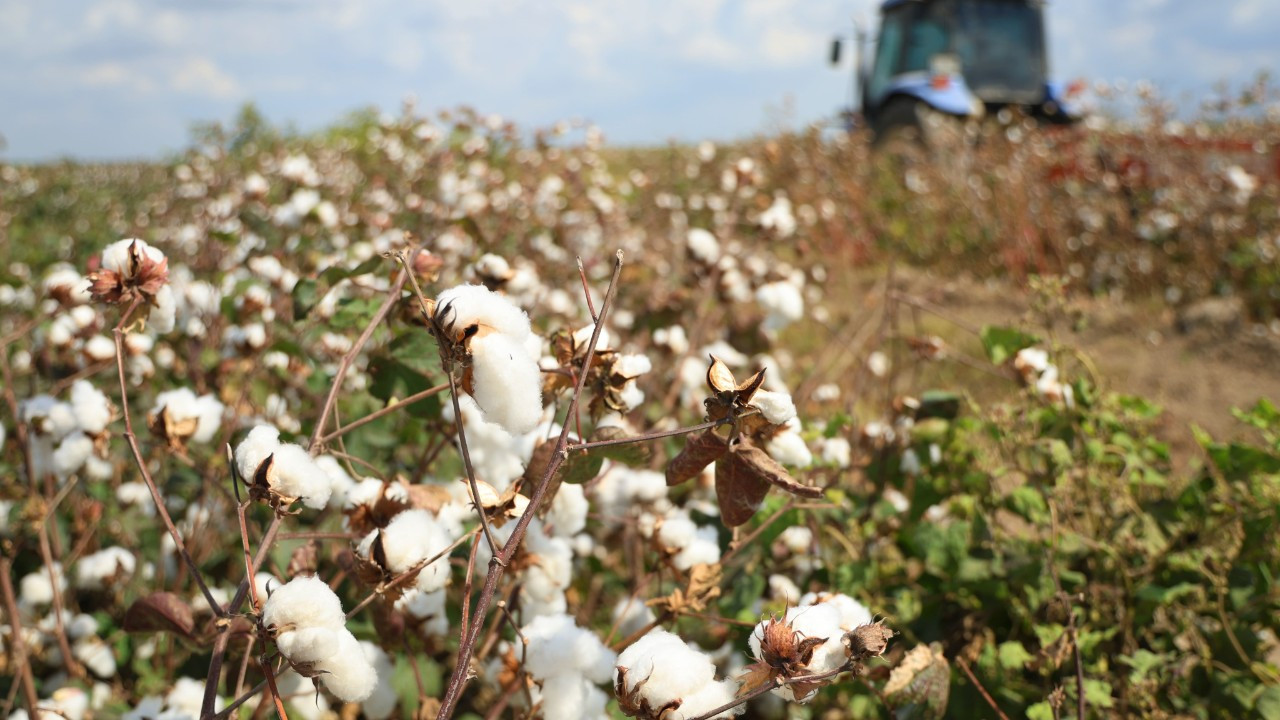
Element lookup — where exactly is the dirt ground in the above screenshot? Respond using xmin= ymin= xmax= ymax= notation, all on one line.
xmin=887 ymin=269 xmax=1280 ymax=466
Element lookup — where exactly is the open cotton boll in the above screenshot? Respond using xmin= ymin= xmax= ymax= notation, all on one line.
xmin=191 ymin=394 xmax=224 ymax=443
xmin=469 ymin=331 xmax=543 ymax=434
xmin=444 ymin=395 xmax=531 ymax=491
xmin=315 ymin=455 xmax=356 ymax=508
xmin=687 ymin=227 xmax=721 ymax=264
xmin=75 ymin=546 xmax=136 ymax=590
xmin=616 ymin=629 xmax=719 ymax=712
xmin=378 ymin=509 xmax=454 ymax=593
xmin=73 ymin=637 xmax=117 ymax=678
xmin=756 ymin=281 xmax=804 ymax=332
xmin=752 ymin=390 xmax=796 ymax=426
xmin=540 ymin=674 xmax=611 ymax=720
xmin=70 ymin=380 xmax=111 ymax=435
xmin=270 ymin=443 xmax=333 ymax=509
xmin=359 ymin=641 xmax=399 ymax=720
xmin=435 ymin=284 xmax=531 ymax=339
xmin=274 ymin=671 xmax=329 ymax=720
xmin=314 ymin=629 xmax=377 ymax=702
xmin=800 ymin=592 xmax=874 ymax=632
xmin=673 ymin=525 xmax=722 ymax=570
xmin=612 ymin=597 xmax=658 ymax=640
xmin=522 ymin=613 xmax=617 ymax=684
xmin=234 ymin=425 xmax=280 ymax=481
xmin=261 ymin=575 xmax=345 ymax=632
xmin=766 ymin=428 xmax=813 ymax=468
xmin=546 ymin=483 xmax=589 ymax=537
xmin=150 ymin=285 xmax=177 ymax=333
xmin=101 ymin=238 xmax=165 ymax=275
xmin=749 ymin=604 xmax=847 ymax=701
xmin=680 ymin=678 xmax=744 ymax=719
xmin=275 ymin=626 xmax=340 ymax=664
xmin=53 ymin=432 xmax=95 ymax=479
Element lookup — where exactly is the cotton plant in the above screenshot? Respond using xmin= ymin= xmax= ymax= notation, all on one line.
xmin=615 ymin=628 xmax=743 ymax=720
xmin=426 ymin=283 xmax=544 ymax=434
xmin=260 ymin=575 xmax=378 ymax=703
xmin=234 ymin=425 xmax=333 ymax=511
xmin=147 ymin=387 xmax=224 ymax=452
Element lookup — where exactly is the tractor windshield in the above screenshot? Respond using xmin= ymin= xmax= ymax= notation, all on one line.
xmin=952 ymin=0 xmax=1046 ymax=102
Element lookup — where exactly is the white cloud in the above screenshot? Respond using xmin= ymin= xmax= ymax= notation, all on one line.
xmin=169 ymin=57 xmax=240 ymax=99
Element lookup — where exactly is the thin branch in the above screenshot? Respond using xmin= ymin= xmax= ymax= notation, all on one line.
xmin=36 ymin=519 xmax=84 ymax=679
xmin=957 ymin=657 xmax=1012 ymax=720
xmin=308 ymin=269 xmax=408 ymax=449
xmin=1 ymin=557 xmax=40 ymax=715
xmin=315 ymin=382 xmax=449 ymax=445
xmin=685 ymin=663 xmax=855 ymax=720
xmin=577 ymin=256 xmax=598 ymax=322
xmin=436 ymin=249 xmax=626 ymax=720
xmin=111 ymin=299 xmax=223 ymax=616
xmin=212 ymin=681 xmax=267 ymax=720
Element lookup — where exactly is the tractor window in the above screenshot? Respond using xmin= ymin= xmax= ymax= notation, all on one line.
xmin=868 ymin=11 xmax=906 ymax=102
xmin=901 ymin=5 xmax=950 ymax=73
xmin=953 ymin=0 xmax=1045 ymax=94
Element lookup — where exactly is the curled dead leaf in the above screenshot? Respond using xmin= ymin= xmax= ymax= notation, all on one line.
xmin=665 ymin=430 xmax=728 ymax=487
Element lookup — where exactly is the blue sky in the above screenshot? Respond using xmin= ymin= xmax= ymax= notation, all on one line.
xmin=1 ymin=0 xmax=1277 ymax=161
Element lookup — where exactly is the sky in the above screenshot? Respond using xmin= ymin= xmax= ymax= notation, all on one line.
xmin=0 ymin=0 xmax=1277 ymax=161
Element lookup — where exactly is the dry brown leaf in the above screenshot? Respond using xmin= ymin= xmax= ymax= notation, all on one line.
xmin=715 ymin=447 xmax=770 ymax=527
xmin=665 ymin=430 xmax=727 ymax=487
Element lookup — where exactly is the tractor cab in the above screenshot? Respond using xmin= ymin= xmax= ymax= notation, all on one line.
xmin=837 ymin=0 xmax=1080 ymax=141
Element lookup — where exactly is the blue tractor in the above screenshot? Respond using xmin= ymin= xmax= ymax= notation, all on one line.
xmin=832 ymin=0 xmax=1081 ymax=144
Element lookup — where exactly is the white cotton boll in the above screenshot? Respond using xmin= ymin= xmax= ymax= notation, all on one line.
xmin=166 ymin=677 xmax=215 ymax=717
xmin=315 ymin=455 xmax=355 ymax=509
xmin=613 ymin=353 xmax=652 ymax=379
xmin=234 ymin=425 xmax=280 ymax=481
xmin=546 ymin=483 xmax=589 ymax=537
xmin=750 ymin=604 xmax=847 ymax=687
xmin=73 ymin=637 xmax=117 ymax=678
xmin=800 ymin=592 xmax=874 ymax=632
xmin=396 ymin=588 xmax=449 ymax=635
xmin=359 ymin=641 xmax=398 ymax=720
xmin=378 ymin=509 xmax=453 ymax=593
xmin=1014 ymin=347 xmax=1049 ymax=376
xmin=152 ymin=387 xmax=198 ymax=423
xmin=522 ymin=613 xmax=617 ymax=684
xmin=101 ymin=238 xmax=164 ymax=275
xmin=254 ymin=572 xmax=278 ymax=601
xmin=275 ymin=671 xmax=329 ymax=720
xmin=70 ymin=381 xmax=111 ymax=434
xmin=261 ymin=575 xmax=345 ymax=632
xmin=900 ymin=448 xmax=921 ymax=476
xmin=612 ymin=597 xmax=657 ymax=640
xmin=653 ymin=325 xmax=690 ymax=355
xmin=435 ymin=284 xmax=531 ymax=339
xmin=821 ymin=437 xmax=852 ymax=468
xmin=540 ymin=674 xmax=610 ymax=720
xmin=150 ymin=285 xmax=176 ymax=333
xmin=769 ymin=574 xmax=802 ymax=604
xmin=314 ymin=629 xmax=377 ymax=702
xmin=779 ymin=526 xmax=813 ymax=554
xmin=680 ymin=678 xmax=744 ymax=719
xmin=20 ymin=564 xmax=66 ymax=608
xmin=276 ymin=626 xmax=340 ymax=664
xmin=752 ymin=390 xmax=796 ymax=426
xmin=617 ymin=381 xmax=645 ymax=411
xmin=756 ymin=281 xmax=805 ymax=332
xmin=446 ymin=394 xmax=530 ymax=491
xmin=616 ymin=629 xmax=716 ymax=710
xmin=687 ymin=228 xmax=721 ymax=264
xmin=270 ymin=443 xmax=333 ymax=509
xmin=673 ymin=525 xmax=722 ymax=570
xmin=590 ymin=468 xmax=668 ymax=522
xmin=67 ymin=613 xmax=99 ymax=640
xmin=75 ymin=546 xmax=136 ymax=590
xmin=190 ymin=394 xmax=224 ymax=443
xmin=469 ymin=331 xmax=543 ymax=434
xmin=657 ymin=510 xmax=698 ymax=551
xmin=766 ymin=430 xmax=812 ymax=468
xmin=116 ymin=482 xmax=154 ymax=513
xmin=52 ymin=432 xmax=94 ymax=479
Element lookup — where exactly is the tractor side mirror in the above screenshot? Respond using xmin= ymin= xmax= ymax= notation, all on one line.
xmin=829 ymin=37 xmax=842 ymax=66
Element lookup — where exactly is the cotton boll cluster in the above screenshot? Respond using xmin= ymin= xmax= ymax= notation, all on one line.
xmin=756 ymin=281 xmax=804 ymax=333
xmin=765 ymin=418 xmax=813 ymax=468
xmin=687 ymin=228 xmax=721 ymax=264
xmin=519 ymin=613 xmax=616 ymax=720
xmin=435 ymin=284 xmax=544 ymax=433
xmin=475 ymin=516 xmax=575 ymax=618
xmin=75 ymin=546 xmax=136 ymax=590
xmin=590 ymin=467 xmax=669 ymax=525
xmin=1013 ymin=347 xmax=1075 ymax=408
xmin=261 ymin=576 xmax=377 ymax=702
xmin=233 ymin=425 xmax=332 ymax=510
xmin=358 ymin=508 xmax=455 ymax=594
xmin=615 ymin=628 xmax=743 ymax=719
xmin=641 ymin=507 xmax=721 ymax=571
xmin=746 ymin=592 xmax=876 ymax=703
xmin=24 ymin=386 xmax=113 ymax=483
xmin=123 ymin=677 xmax=224 ymax=719
xmin=443 ymin=395 xmax=540 ymax=491
xmin=149 ymin=387 xmax=224 ymax=448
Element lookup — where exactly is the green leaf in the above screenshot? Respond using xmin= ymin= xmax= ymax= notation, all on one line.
xmin=1026 ymin=701 xmax=1056 ymax=720
xmin=1083 ymin=679 xmax=1114 ymax=708
xmin=1136 ymin=582 xmax=1200 ymax=605
xmin=291 ymin=277 xmax=319 ymax=320
xmin=588 ymin=426 xmax=654 ymax=467
xmin=1118 ymin=649 xmax=1169 ymax=684
xmin=997 ymin=641 xmax=1033 ymax=670
xmin=1256 ymin=686 xmax=1280 ymax=720
xmin=980 ymin=325 xmax=1040 ymax=365
xmin=561 ymin=450 xmax=605 ymax=485
xmin=918 ymin=390 xmax=962 ymax=420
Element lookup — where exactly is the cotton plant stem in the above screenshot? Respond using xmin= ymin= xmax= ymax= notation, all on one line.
xmin=1 ymin=557 xmax=40 ymax=715
xmin=35 ymin=519 xmax=83 ymax=679
xmin=212 ymin=681 xmax=268 ymax=720
xmin=957 ymin=657 xmax=1011 ymax=720
xmin=315 ymin=381 xmax=449 ymax=445
xmin=308 ymin=270 xmax=408 ymax=449
xmin=203 ymin=268 xmax=406 ymax=718
xmin=684 ymin=663 xmax=855 ymax=720
xmin=436 ymin=249 xmax=625 ymax=720
xmin=112 ymin=300 xmax=224 ymax=616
